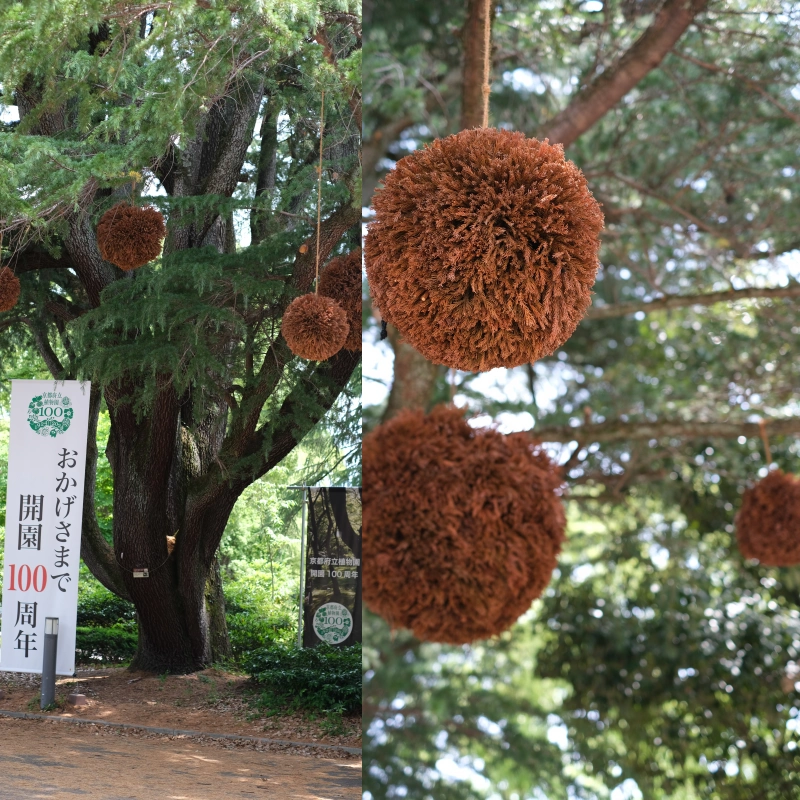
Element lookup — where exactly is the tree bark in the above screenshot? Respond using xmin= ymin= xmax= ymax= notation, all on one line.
xmin=250 ymin=100 xmax=279 ymax=246
xmin=205 ymin=556 xmax=232 ymax=663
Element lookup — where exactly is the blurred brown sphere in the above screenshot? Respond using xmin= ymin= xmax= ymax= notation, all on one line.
xmin=736 ymin=469 xmax=800 ymax=566
xmin=282 ymin=292 xmax=349 ymax=361
xmin=97 ymin=202 xmax=166 ymax=270
xmin=366 ymin=128 xmax=604 ymax=371
xmin=363 ymin=404 xmax=566 ymax=643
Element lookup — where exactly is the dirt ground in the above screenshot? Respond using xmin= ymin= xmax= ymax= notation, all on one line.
xmin=0 ymin=667 xmax=361 ymax=798
xmin=0 ymin=666 xmax=361 ymax=753
xmin=0 ymin=716 xmax=361 ymax=799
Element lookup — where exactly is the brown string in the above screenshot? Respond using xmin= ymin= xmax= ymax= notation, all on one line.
xmin=481 ymin=0 xmax=493 ymax=127
xmin=450 ymin=367 xmax=456 ymax=404
xmin=315 ymin=90 xmax=325 ymax=293
xmin=759 ymin=419 xmax=772 ymax=468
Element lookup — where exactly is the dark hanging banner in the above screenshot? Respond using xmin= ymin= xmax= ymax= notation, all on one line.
xmin=303 ymin=487 xmax=362 ymax=648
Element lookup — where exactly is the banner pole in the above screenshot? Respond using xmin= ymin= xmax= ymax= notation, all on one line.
xmin=297 ymin=486 xmax=307 ymax=648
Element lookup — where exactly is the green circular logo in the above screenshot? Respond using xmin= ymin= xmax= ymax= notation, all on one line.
xmin=313 ymin=602 xmax=353 ymax=645
xmin=27 ymin=393 xmax=73 ymax=438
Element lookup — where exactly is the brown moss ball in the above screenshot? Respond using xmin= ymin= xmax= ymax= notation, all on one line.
xmin=97 ymin=202 xmax=166 ymax=270
xmin=363 ymin=404 xmax=566 ymax=643
xmin=365 ymin=128 xmax=604 ymax=371
xmin=282 ymin=292 xmax=350 ymax=361
xmin=736 ymin=470 xmax=800 ymax=566
xmin=0 ymin=266 xmax=21 ymax=311
xmin=318 ymin=248 xmax=362 ymax=352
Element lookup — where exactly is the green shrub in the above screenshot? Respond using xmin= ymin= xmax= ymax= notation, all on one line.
xmin=77 ymin=571 xmax=136 ymax=626
xmin=75 ymin=624 xmax=138 ymax=664
xmin=228 ymin=611 xmax=295 ymax=658
xmin=224 ymin=564 xmax=298 ymax=659
xmin=244 ymin=643 xmax=361 ymax=714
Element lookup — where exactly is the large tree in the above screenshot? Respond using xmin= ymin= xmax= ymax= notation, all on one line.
xmin=0 ymin=0 xmax=361 ymax=672
xmin=363 ymin=1 xmax=800 ymax=797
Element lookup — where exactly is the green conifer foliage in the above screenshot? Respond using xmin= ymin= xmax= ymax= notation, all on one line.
xmin=0 ymin=0 xmax=361 ymax=672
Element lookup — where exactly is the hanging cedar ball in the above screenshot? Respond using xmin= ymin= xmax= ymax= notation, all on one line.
xmin=0 ymin=266 xmax=21 ymax=312
xmin=282 ymin=292 xmax=349 ymax=361
xmin=318 ymin=248 xmax=362 ymax=352
xmin=96 ymin=202 xmax=166 ymax=270
xmin=363 ymin=404 xmax=566 ymax=644
xmin=365 ymin=128 xmax=604 ymax=371
xmin=736 ymin=470 xmax=800 ymax=566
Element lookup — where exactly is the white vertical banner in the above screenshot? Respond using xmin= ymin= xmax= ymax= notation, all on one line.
xmin=1 ymin=380 xmax=92 ymax=675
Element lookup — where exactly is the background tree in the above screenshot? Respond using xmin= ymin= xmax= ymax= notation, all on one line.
xmin=0 ymin=0 xmax=361 ymax=673
xmin=363 ymin=1 xmax=800 ymax=797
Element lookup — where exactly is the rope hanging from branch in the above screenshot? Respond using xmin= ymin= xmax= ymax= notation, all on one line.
xmin=481 ymin=0 xmax=492 ymax=128
xmin=365 ymin=0 xmax=603 ymax=371
xmin=315 ymin=90 xmax=325 ymax=293
xmin=281 ymin=88 xmax=349 ymax=362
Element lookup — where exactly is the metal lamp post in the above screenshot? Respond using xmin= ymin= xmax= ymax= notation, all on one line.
xmin=40 ymin=617 xmax=59 ymax=709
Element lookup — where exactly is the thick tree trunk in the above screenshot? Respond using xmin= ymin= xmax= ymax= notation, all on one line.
xmin=205 ymin=557 xmax=231 ymax=663
xmin=119 ymin=459 xmax=235 ymax=671
xmin=109 ymin=394 xmax=199 ymax=673
xmin=110 ymin=394 xmax=240 ymax=673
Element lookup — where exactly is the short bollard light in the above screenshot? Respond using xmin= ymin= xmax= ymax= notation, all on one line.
xmin=40 ymin=617 xmax=59 ymax=709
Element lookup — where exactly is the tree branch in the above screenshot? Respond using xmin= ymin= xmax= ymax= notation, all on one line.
xmin=203 ymin=77 xmax=265 ymax=198
xmin=587 ymin=283 xmax=800 ymax=320
xmin=249 ymin=348 xmax=360 ymax=478
xmin=223 ymin=336 xmax=292 ymax=460
xmin=362 ymin=69 xmax=461 ymax=203
xmin=539 ymin=0 xmax=709 ymax=147
xmin=534 ymin=416 xmax=800 ymax=445
xmin=382 ymin=327 xmax=440 ymax=421
xmin=250 ymin=99 xmax=279 ymax=246
xmin=362 ymin=116 xmax=414 ymax=203
xmin=80 ymin=385 xmax=131 ymax=600
xmin=314 ymin=25 xmax=362 ymax=131
xmin=64 ymin=209 xmax=120 ymax=307
xmin=19 ymin=318 xmax=65 ymax=377
xmin=10 ymin=248 xmax=74 ymax=274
